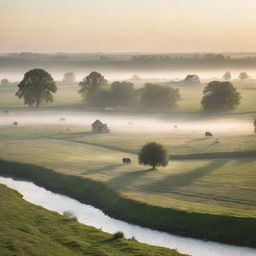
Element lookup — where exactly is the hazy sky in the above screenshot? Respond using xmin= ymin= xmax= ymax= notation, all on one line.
xmin=1 ymin=0 xmax=256 ymax=53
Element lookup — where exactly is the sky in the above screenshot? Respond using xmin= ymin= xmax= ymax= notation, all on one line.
xmin=1 ymin=0 xmax=256 ymax=53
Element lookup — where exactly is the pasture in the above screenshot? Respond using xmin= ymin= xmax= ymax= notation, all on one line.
xmin=0 ymin=123 xmax=255 ymax=218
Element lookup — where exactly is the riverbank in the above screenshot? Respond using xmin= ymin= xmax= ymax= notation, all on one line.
xmin=0 ymin=183 xmax=186 ymax=256
xmin=0 ymin=159 xmax=255 ymax=248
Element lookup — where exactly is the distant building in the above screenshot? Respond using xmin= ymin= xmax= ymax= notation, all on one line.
xmin=184 ymin=75 xmax=200 ymax=84
xmin=91 ymin=120 xmax=110 ymax=133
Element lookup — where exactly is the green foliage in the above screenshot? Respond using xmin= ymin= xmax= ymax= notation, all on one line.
xmin=16 ymin=69 xmax=57 ymax=107
xmin=113 ymin=231 xmax=125 ymax=239
xmin=239 ymin=72 xmax=248 ymax=80
xmin=138 ymin=142 xmax=169 ymax=169
xmin=110 ymin=81 xmax=136 ymax=107
xmin=78 ymin=71 xmax=107 ymax=101
xmin=201 ymin=81 xmax=241 ymax=111
xmin=140 ymin=84 xmax=180 ymax=111
xmin=223 ymin=71 xmax=232 ymax=81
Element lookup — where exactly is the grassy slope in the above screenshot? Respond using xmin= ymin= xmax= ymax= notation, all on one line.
xmin=0 ymin=184 xmax=186 ymax=256
xmin=0 ymin=160 xmax=255 ymax=248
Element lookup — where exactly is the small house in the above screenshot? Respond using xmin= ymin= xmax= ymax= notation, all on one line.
xmin=91 ymin=120 xmax=110 ymax=133
xmin=184 ymin=75 xmax=200 ymax=84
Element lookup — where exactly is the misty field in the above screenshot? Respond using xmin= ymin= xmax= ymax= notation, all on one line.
xmin=0 ymin=123 xmax=255 ymax=218
xmin=0 ymin=79 xmax=256 ymax=113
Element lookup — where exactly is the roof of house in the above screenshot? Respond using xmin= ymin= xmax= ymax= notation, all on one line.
xmin=91 ymin=120 xmax=104 ymax=127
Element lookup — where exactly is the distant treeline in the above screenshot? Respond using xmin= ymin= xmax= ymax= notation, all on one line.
xmin=2 ymin=53 xmax=256 ymax=70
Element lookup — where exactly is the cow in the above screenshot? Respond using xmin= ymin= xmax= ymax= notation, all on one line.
xmin=205 ymin=131 xmax=213 ymax=137
xmin=122 ymin=158 xmax=131 ymax=165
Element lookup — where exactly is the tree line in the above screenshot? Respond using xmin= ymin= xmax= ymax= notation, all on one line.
xmin=15 ymin=69 xmax=243 ymax=112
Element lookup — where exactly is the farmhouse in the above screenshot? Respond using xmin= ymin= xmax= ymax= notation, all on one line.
xmin=91 ymin=120 xmax=110 ymax=133
xmin=184 ymin=75 xmax=200 ymax=84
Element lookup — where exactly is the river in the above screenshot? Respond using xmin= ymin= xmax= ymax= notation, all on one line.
xmin=0 ymin=176 xmax=255 ymax=256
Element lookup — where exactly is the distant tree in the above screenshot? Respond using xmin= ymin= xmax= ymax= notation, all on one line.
xmin=16 ymin=69 xmax=57 ymax=107
xmin=1 ymin=79 xmax=9 ymax=86
xmin=223 ymin=71 xmax=232 ymax=81
xmin=62 ymin=72 xmax=76 ymax=84
xmin=254 ymin=119 xmax=256 ymax=133
xmin=110 ymin=81 xmax=136 ymax=107
xmin=79 ymin=72 xmax=107 ymax=101
xmin=201 ymin=81 xmax=241 ymax=111
xmin=89 ymin=89 xmax=113 ymax=108
xmin=239 ymin=72 xmax=248 ymax=80
xmin=138 ymin=142 xmax=169 ymax=170
xmin=140 ymin=83 xmax=180 ymax=111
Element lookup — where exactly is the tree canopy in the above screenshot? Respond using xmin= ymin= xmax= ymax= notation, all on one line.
xmin=201 ymin=81 xmax=241 ymax=111
xmin=16 ymin=69 xmax=57 ymax=107
xmin=1 ymin=79 xmax=9 ymax=86
xmin=79 ymin=72 xmax=107 ymax=101
xmin=138 ymin=142 xmax=169 ymax=170
xmin=140 ymin=83 xmax=180 ymax=111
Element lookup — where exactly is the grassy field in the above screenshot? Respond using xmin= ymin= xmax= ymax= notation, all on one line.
xmin=0 ymin=125 xmax=255 ymax=218
xmin=0 ymin=184 xmax=185 ymax=256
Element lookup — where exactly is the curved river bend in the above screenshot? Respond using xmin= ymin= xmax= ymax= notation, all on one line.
xmin=0 ymin=177 xmax=255 ymax=256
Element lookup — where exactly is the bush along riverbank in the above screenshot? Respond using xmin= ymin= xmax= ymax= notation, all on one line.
xmin=0 ymin=159 xmax=255 ymax=248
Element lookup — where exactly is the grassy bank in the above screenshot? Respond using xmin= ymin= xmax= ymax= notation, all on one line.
xmin=0 ymin=159 xmax=255 ymax=248
xmin=0 ymin=184 xmax=186 ymax=256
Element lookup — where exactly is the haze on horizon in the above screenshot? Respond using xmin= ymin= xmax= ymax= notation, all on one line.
xmin=1 ymin=0 xmax=256 ymax=53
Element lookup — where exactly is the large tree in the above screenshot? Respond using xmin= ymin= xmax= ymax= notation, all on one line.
xmin=110 ymin=81 xmax=136 ymax=107
xmin=140 ymin=83 xmax=180 ymax=111
xmin=79 ymin=72 xmax=107 ymax=101
xmin=16 ymin=69 xmax=57 ymax=107
xmin=201 ymin=81 xmax=241 ymax=111
xmin=138 ymin=142 xmax=169 ymax=170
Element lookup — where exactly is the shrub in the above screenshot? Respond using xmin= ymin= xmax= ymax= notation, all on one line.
xmin=113 ymin=231 xmax=124 ymax=239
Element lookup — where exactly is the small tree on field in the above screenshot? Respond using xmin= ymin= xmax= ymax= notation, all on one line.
xmin=62 ymin=72 xmax=76 ymax=84
xmin=16 ymin=69 xmax=57 ymax=107
xmin=239 ymin=72 xmax=248 ymax=80
xmin=79 ymin=71 xmax=107 ymax=101
xmin=254 ymin=119 xmax=256 ymax=133
xmin=223 ymin=71 xmax=232 ymax=81
xmin=1 ymin=79 xmax=9 ymax=86
xmin=138 ymin=142 xmax=169 ymax=170
xmin=201 ymin=81 xmax=241 ymax=111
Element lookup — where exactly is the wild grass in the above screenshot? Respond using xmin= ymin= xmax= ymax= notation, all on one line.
xmin=0 ymin=183 xmax=185 ymax=256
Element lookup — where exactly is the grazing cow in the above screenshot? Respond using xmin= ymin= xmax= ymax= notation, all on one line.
xmin=122 ymin=158 xmax=131 ymax=165
xmin=205 ymin=131 xmax=213 ymax=137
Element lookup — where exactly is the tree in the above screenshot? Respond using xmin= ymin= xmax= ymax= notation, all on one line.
xmin=1 ymin=79 xmax=9 ymax=86
xmin=223 ymin=71 xmax=232 ymax=81
xmin=201 ymin=81 xmax=241 ymax=111
xmin=16 ymin=69 xmax=57 ymax=107
xmin=140 ymin=83 xmax=180 ymax=111
xmin=138 ymin=142 xmax=169 ymax=170
xmin=62 ymin=72 xmax=76 ymax=84
xmin=239 ymin=72 xmax=248 ymax=80
xmin=79 ymin=72 xmax=107 ymax=101
xmin=254 ymin=119 xmax=256 ymax=133
xmin=110 ymin=81 xmax=136 ymax=107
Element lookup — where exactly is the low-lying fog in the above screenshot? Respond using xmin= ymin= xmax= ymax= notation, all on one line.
xmin=2 ymin=69 xmax=256 ymax=82
xmin=0 ymin=111 xmax=252 ymax=135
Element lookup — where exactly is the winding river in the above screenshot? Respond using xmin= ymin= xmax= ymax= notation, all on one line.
xmin=0 ymin=176 xmax=255 ymax=256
